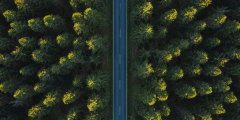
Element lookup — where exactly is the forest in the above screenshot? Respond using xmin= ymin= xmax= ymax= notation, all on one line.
xmin=128 ymin=0 xmax=240 ymax=120
xmin=0 ymin=0 xmax=112 ymax=120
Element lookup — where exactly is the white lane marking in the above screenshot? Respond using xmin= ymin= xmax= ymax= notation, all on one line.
xmin=119 ymin=80 xmax=121 ymax=89
xmin=119 ymin=55 xmax=121 ymax=64
xmin=120 ymin=29 xmax=121 ymax=38
xmin=119 ymin=106 xmax=121 ymax=115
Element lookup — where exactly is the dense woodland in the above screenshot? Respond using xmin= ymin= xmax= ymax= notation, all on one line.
xmin=0 ymin=0 xmax=112 ymax=119
xmin=129 ymin=0 xmax=240 ymax=120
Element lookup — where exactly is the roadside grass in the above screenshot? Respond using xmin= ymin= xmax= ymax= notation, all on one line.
xmin=109 ymin=0 xmax=113 ymax=119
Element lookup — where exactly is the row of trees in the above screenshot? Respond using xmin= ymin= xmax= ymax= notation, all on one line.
xmin=129 ymin=0 xmax=240 ymax=119
xmin=0 ymin=0 xmax=111 ymax=119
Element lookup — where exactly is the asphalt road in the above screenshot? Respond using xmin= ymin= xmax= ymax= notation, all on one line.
xmin=113 ymin=0 xmax=127 ymax=120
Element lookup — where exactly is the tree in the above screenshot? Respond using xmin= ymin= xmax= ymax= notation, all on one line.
xmin=34 ymin=81 xmax=53 ymax=93
xmin=178 ymin=7 xmax=198 ymax=23
xmin=200 ymin=37 xmax=221 ymax=50
xmin=0 ymin=78 xmax=20 ymax=94
xmin=202 ymin=64 xmax=222 ymax=76
xmin=28 ymin=103 xmax=50 ymax=118
xmin=86 ymin=34 xmax=109 ymax=53
xmin=31 ymin=49 xmax=54 ymax=63
xmin=154 ymin=26 xmax=168 ymax=39
xmin=86 ymin=71 xmax=108 ymax=91
xmin=73 ymin=22 xmax=91 ymax=37
xmin=188 ymin=20 xmax=207 ymax=31
xmin=66 ymin=106 xmax=82 ymax=120
xmin=215 ymin=20 xmax=240 ymax=39
xmin=8 ymin=21 xmax=28 ymax=38
xmin=183 ymin=50 xmax=208 ymax=65
xmin=155 ymin=64 xmax=167 ymax=77
xmin=160 ymin=9 xmax=178 ymax=25
xmin=0 ymin=37 xmax=15 ymax=52
xmin=42 ymin=90 xmax=61 ymax=107
xmin=136 ymin=48 xmax=151 ymax=64
xmin=138 ymin=2 xmax=153 ymax=21
xmin=83 ymin=8 xmax=106 ymax=31
xmin=157 ymin=0 xmax=172 ymax=7
xmin=43 ymin=14 xmax=66 ymax=31
xmin=183 ymin=63 xmax=202 ymax=77
xmin=87 ymin=92 xmax=108 ymax=112
xmin=194 ymin=80 xmax=212 ymax=96
xmin=19 ymin=64 xmax=39 ymax=76
xmin=28 ymin=17 xmax=46 ymax=33
xmin=165 ymin=45 xmax=181 ymax=57
xmin=69 ymin=0 xmax=85 ymax=12
xmin=72 ymin=12 xmax=84 ymax=23
xmin=185 ymin=32 xmax=203 ymax=45
xmin=190 ymin=0 xmax=212 ymax=10
xmin=210 ymin=75 xmax=232 ymax=93
xmin=72 ymin=75 xmax=85 ymax=88
xmin=50 ymin=64 xmax=71 ymax=75
xmin=134 ymin=84 xmax=156 ymax=105
xmin=73 ymin=37 xmax=86 ymax=50
xmin=3 ymin=10 xmax=17 ymax=22
xmin=56 ymin=33 xmax=75 ymax=48
xmin=174 ymin=83 xmax=197 ymax=99
xmin=205 ymin=13 xmax=227 ymax=29
xmin=171 ymin=39 xmax=190 ymax=50
xmin=38 ymin=36 xmax=58 ymax=51
xmin=13 ymin=85 xmax=35 ymax=100
xmin=131 ymin=23 xmax=154 ymax=43
xmin=18 ymin=37 xmax=38 ymax=49
xmin=131 ymin=61 xmax=154 ymax=79
xmin=221 ymin=91 xmax=237 ymax=104
xmin=59 ymin=56 xmax=75 ymax=70
xmin=166 ymin=66 xmax=184 ymax=81
xmin=62 ymin=88 xmax=80 ymax=105
xmin=37 ymin=68 xmax=56 ymax=82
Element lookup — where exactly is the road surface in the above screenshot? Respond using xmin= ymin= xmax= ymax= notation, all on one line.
xmin=113 ymin=0 xmax=127 ymax=120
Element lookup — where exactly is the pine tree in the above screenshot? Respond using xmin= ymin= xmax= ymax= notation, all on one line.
xmin=190 ymin=0 xmax=212 ymax=10
xmin=86 ymin=71 xmax=108 ymax=91
xmin=134 ymin=84 xmax=156 ymax=105
xmin=194 ymin=80 xmax=212 ymax=96
xmin=13 ymin=85 xmax=35 ymax=100
xmin=34 ymin=81 xmax=53 ymax=93
xmin=66 ymin=106 xmax=82 ymax=120
xmin=72 ymin=75 xmax=85 ymax=88
xmin=185 ymin=32 xmax=203 ymax=45
xmin=37 ymin=68 xmax=56 ymax=82
xmin=154 ymin=26 xmax=168 ymax=39
xmin=157 ymin=0 xmax=172 ymax=7
xmin=83 ymin=8 xmax=106 ymax=31
xmin=28 ymin=17 xmax=46 ymax=33
xmin=42 ymin=90 xmax=62 ymax=107
xmin=86 ymin=34 xmax=109 ymax=53
xmin=18 ymin=37 xmax=38 ymax=49
xmin=178 ymin=6 xmax=198 ymax=23
xmin=19 ymin=64 xmax=39 ymax=76
xmin=56 ymin=33 xmax=75 ymax=48
xmin=174 ymin=83 xmax=197 ymax=99
xmin=160 ymin=9 xmax=178 ymax=25
xmin=200 ymin=37 xmax=221 ymax=50
xmin=138 ymin=2 xmax=153 ymax=21
xmin=0 ymin=38 xmax=15 ymax=52
xmin=131 ymin=61 xmax=154 ymax=79
xmin=43 ymin=14 xmax=66 ymax=31
xmin=205 ymin=13 xmax=227 ymax=29
xmin=188 ymin=20 xmax=207 ymax=31
xmin=50 ymin=64 xmax=71 ymax=75
xmin=28 ymin=103 xmax=50 ymax=118
xmin=72 ymin=12 xmax=84 ymax=23
xmin=31 ymin=49 xmax=54 ymax=63
xmin=202 ymin=64 xmax=222 ymax=76
xmin=8 ymin=21 xmax=28 ymax=38
xmin=69 ymin=0 xmax=85 ymax=12
xmin=166 ymin=66 xmax=184 ymax=81
xmin=183 ymin=63 xmax=202 ymax=77
xmin=131 ymin=23 xmax=154 ymax=43
xmin=3 ymin=10 xmax=17 ymax=22
xmin=215 ymin=20 xmax=240 ymax=38
xmin=62 ymin=88 xmax=80 ymax=105
xmin=183 ymin=50 xmax=208 ymax=65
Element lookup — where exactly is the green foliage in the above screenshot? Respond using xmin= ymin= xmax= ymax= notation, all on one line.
xmin=18 ymin=37 xmax=38 ymax=49
xmin=43 ymin=14 xmax=66 ymax=31
xmin=37 ymin=68 xmax=55 ymax=82
xmin=28 ymin=103 xmax=50 ymax=118
xmin=160 ymin=9 xmax=178 ymax=25
xmin=184 ymin=50 xmax=209 ymax=65
xmin=66 ymin=106 xmax=82 ymax=120
xmin=157 ymin=0 xmax=172 ymax=7
xmin=50 ymin=64 xmax=70 ymax=75
xmin=186 ymin=32 xmax=203 ymax=45
xmin=72 ymin=75 xmax=85 ymax=88
xmin=201 ymin=37 xmax=221 ymax=50
xmin=155 ymin=26 xmax=168 ymax=39
xmin=86 ymin=71 xmax=108 ymax=91
xmin=28 ymin=18 xmax=45 ymax=33
xmin=179 ymin=7 xmax=198 ymax=23
xmin=72 ymin=12 xmax=84 ymax=23
xmin=166 ymin=66 xmax=184 ymax=81
xmin=19 ymin=64 xmax=39 ymax=76
xmin=183 ymin=63 xmax=202 ymax=77
xmin=62 ymin=88 xmax=80 ymax=105
xmin=205 ymin=13 xmax=227 ymax=29
xmin=190 ymin=0 xmax=212 ymax=10
xmin=69 ymin=0 xmax=85 ymax=12
xmin=83 ymin=8 xmax=106 ymax=31
xmin=0 ymin=38 xmax=15 ymax=52
xmin=8 ymin=21 xmax=28 ymax=38
xmin=194 ymin=80 xmax=212 ymax=96
xmin=32 ymin=49 xmax=54 ymax=63
xmin=3 ymin=10 xmax=17 ymax=22
xmin=174 ymin=83 xmax=197 ymax=99
xmin=42 ymin=90 xmax=61 ymax=107
xmin=188 ymin=20 xmax=207 ymax=31
xmin=131 ymin=23 xmax=154 ymax=43
xmin=139 ymin=2 xmax=153 ymax=21
xmin=203 ymin=64 xmax=222 ymax=76
xmin=56 ymin=33 xmax=74 ymax=47
xmin=13 ymin=85 xmax=35 ymax=100
xmin=34 ymin=81 xmax=52 ymax=93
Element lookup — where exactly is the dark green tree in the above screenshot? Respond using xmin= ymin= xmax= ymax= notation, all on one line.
xmin=43 ymin=14 xmax=66 ymax=31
